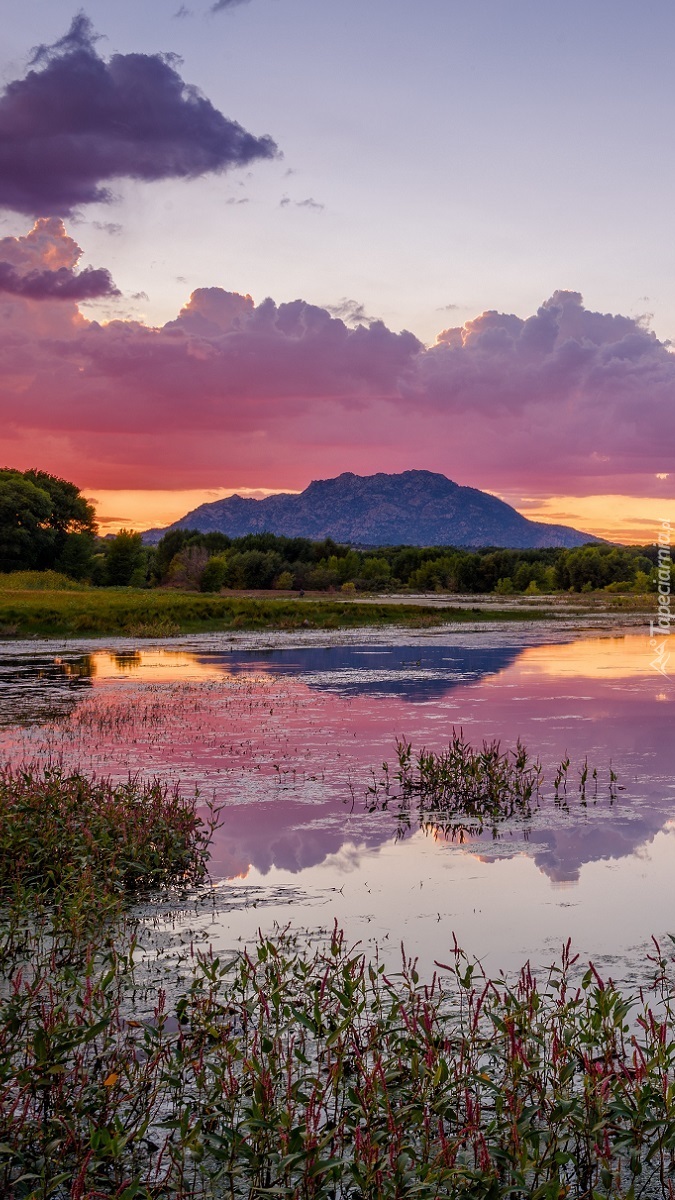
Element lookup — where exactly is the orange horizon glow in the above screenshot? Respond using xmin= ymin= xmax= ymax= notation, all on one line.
xmin=86 ymin=487 xmax=301 ymax=535
xmin=88 ymin=487 xmax=672 ymax=544
xmin=503 ymin=493 xmax=675 ymax=545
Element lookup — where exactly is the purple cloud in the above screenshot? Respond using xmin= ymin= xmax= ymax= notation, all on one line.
xmin=0 ymin=216 xmax=119 ymax=300
xmin=325 ymin=298 xmax=373 ymax=325
xmin=0 ymin=261 xmax=118 ymax=300
xmin=0 ymin=224 xmax=673 ymax=499
xmin=0 ymin=15 xmax=277 ymax=216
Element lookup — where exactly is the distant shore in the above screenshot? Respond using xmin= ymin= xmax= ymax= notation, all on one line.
xmin=0 ymin=585 xmax=655 ymax=639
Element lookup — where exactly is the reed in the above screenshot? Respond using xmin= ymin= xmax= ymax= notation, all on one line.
xmin=369 ymin=731 xmax=620 ymax=841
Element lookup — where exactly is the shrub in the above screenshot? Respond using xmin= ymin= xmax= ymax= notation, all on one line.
xmin=0 ymin=765 xmax=216 ymax=896
xmin=0 ymin=570 xmax=81 ymax=591
xmin=274 ymin=569 xmax=294 ymax=590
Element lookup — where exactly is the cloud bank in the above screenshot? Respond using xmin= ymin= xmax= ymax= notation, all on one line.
xmin=0 ymin=15 xmax=277 ymax=215
xmin=0 ymin=219 xmax=673 ymax=497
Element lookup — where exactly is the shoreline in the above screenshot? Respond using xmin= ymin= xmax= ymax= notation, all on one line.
xmin=0 ymin=585 xmax=655 ymax=642
xmin=0 ymin=611 xmax=651 ymax=659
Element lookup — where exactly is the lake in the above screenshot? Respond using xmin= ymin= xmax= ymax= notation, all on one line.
xmin=1 ymin=623 xmax=672 ymax=982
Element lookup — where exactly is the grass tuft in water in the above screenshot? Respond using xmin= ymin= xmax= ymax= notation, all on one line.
xmin=369 ymin=731 xmax=621 ymax=841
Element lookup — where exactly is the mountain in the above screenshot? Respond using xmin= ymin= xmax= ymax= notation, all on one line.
xmin=143 ymin=471 xmax=599 ymax=549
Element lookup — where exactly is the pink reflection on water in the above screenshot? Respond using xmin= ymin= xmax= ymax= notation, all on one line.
xmin=2 ymin=632 xmax=675 ymax=974
xmin=1 ymin=635 xmax=673 ymax=890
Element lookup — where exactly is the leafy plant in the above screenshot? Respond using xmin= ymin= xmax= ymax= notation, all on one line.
xmin=2 ymin=920 xmax=675 ymax=1197
xmin=0 ymin=764 xmax=217 ymax=896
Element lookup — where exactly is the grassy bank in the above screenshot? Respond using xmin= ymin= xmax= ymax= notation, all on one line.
xmin=0 ymin=586 xmax=550 ymax=638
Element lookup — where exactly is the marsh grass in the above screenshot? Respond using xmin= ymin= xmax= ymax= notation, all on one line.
xmin=124 ymin=619 xmax=182 ymax=638
xmin=3 ymin=917 xmax=675 ymax=1198
xmin=0 ymin=764 xmax=217 ymax=896
xmin=369 ymin=732 xmax=621 ymax=842
xmin=0 ymin=754 xmax=672 ymax=1199
xmin=0 ymin=751 xmax=665 ymax=1199
xmin=0 ymin=587 xmax=549 ymax=637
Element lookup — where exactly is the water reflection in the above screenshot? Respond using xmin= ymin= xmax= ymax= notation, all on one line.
xmin=199 ymin=644 xmax=525 ymax=701
xmin=0 ymin=631 xmax=673 ymax=972
xmin=0 ymin=653 xmax=95 ymax=725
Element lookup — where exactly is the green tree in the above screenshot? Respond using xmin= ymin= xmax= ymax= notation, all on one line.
xmin=153 ymin=529 xmax=200 ymax=583
xmin=0 ymin=473 xmax=53 ymax=571
xmin=198 ymin=555 xmax=228 ymax=593
xmin=274 ymin=569 xmax=294 ymax=590
xmin=104 ymin=530 xmax=145 ymax=586
xmin=56 ymin=531 xmax=96 ymax=581
xmin=0 ymin=468 xmax=96 ymax=574
xmin=238 ymin=550 xmax=284 ymax=589
xmin=361 ymin=556 xmax=391 ymax=584
xmin=23 ymin=469 xmax=95 ymax=536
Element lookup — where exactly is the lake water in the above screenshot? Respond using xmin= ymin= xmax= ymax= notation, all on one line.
xmin=1 ymin=624 xmax=673 ymax=982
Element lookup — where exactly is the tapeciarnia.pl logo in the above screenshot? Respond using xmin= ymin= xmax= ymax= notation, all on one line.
xmin=649 ymin=519 xmax=672 ymax=678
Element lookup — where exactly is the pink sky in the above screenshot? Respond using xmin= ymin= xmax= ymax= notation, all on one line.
xmin=1 ymin=217 xmax=673 ymax=540
xmin=1 ymin=10 xmax=674 ymax=543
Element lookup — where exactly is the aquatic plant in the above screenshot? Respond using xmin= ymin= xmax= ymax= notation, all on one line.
xmin=0 ymin=764 xmax=217 ymax=896
xmin=369 ymin=732 xmax=620 ymax=841
xmin=2 ymin=919 xmax=675 ymax=1197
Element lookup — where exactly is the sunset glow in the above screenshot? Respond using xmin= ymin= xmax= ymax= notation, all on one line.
xmin=0 ymin=4 xmax=672 ymax=540
xmin=88 ymin=488 xmax=300 ymax=534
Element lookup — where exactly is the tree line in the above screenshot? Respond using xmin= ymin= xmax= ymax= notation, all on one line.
xmin=145 ymin=528 xmax=662 ymax=595
xmin=0 ymin=468 xmax=667 ymax=594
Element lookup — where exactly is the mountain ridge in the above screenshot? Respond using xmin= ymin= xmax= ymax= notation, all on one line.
xmin=143 ymin=470 xmax=599 ymax=549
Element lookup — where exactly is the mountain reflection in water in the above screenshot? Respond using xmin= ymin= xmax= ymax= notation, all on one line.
xmin=199 ymin=644 xmax=524 ymax=701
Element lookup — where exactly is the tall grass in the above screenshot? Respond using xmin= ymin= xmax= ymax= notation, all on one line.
xmin=0 ymin=570 xmax=82 ymax=591
xmin=369 ymin=732 xmax=620 ymax=841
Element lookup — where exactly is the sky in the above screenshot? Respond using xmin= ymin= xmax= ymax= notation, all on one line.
xmin=0 ymin=0 xmax=674 ymax=541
